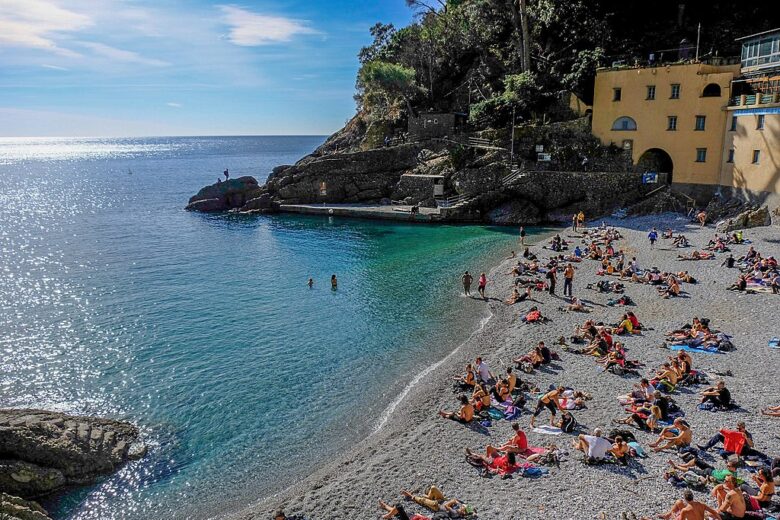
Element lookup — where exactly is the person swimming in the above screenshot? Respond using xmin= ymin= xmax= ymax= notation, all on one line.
xmin=331 ymin=274 xmax=337 ymax=289
xmin=307 ymin=278 xmax=314 ymax=288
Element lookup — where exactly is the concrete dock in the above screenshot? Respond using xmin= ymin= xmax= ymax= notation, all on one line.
xmin=278 ymin=203 xmax=446 ymax=222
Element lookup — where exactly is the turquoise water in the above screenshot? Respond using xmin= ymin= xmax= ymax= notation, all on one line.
xmin=0 ymin=137 xmax=532 ymax=519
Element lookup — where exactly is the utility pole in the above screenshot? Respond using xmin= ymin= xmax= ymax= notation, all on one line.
xmin=695 ymin=23 xmax=701 ymax=61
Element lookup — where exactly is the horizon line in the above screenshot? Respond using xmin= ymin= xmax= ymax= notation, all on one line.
xmin=0 ymin=134 xmax=331 ymax=139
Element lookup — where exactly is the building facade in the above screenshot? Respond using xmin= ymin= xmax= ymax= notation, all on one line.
xmin=591 ymin=28 xmax=780 ymax=206
xmin=591 ymin=62 xmax=740 ymax=189
xmin=720 ymin=29 xmax=780 ymax=200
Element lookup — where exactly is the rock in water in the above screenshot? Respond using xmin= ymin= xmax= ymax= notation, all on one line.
xmin=185 ymin=176 xmax=262 ymax=212
xmin=0 ymin=409 xmax=145 ymax=498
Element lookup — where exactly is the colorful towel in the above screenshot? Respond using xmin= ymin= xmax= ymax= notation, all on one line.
xmin=669 ymin=344 xmax=719 ymax=355
xmin=769 ymin=337 xmax=779 ymax=349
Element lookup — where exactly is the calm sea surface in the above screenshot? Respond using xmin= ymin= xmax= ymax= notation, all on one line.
xmin=0 ymin=136 xmax=543 ymax=519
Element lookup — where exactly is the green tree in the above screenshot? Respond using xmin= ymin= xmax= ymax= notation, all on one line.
xmin=357 ymin=61 xmax=424 ymax=117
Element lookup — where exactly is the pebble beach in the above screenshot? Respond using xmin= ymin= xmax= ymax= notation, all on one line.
xmin=233 ymin=214 xmax=779 ymax=520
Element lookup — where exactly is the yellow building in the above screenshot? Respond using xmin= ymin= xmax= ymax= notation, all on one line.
xmin=720 ymin=28 xmax=780 ymax=200
xmin=591 ymin=28 xmax=780 ymax=207
xmin=591 ymin=62 xmax=740 ymax=190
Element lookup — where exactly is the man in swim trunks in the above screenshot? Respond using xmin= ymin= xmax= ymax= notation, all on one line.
xmin=649 ymin=418 xmax=692 ymax=452
xmin=653 ymin=489 xmax=722 ymax=520
xmin=461 ymin=271 xmax=473 ymax=296
xmin=713 ymin=475 xmax=746 ymax=520
xmin=529 ymin=386 xmax=564 ymax=428
xmin=438 ymin=395 xmax=474 ymax=423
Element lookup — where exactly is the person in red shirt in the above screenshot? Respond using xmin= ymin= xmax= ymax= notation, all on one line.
xmin=500 ymin=422 xmax=528 ymax=454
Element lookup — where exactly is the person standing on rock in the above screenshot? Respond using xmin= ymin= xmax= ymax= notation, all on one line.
xmin=546 ymin=268 xmax=557 ymax=295
xmin=477 ymin=272 xmax=487 ymax=299
xmin=519 ymin=226 xmax=526 ymax=245
xmin=223 ymin=168 xmax=229 ymax=181
xmin=462 ymin=271 xmax=473 ymax=296
xmin=563 ymin=263 xmax=574 ymax=297
xmin=648 ymin=228 xmax=658 ymax=249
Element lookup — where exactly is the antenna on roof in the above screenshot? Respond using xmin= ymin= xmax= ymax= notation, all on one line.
xmin=695 ymin=23 xmax=701 ymax=61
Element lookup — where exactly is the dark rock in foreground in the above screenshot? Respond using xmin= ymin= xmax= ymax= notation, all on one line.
xmin=0 ymin=409 xmax=145 ymax=499
xmin=0 ymin=493 xmax=51 ymax=520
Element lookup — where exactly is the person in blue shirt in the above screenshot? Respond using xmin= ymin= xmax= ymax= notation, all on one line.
xmin=574 ymin=246 xmax=582 ymax=258
xmin=648 ymin=228 xmax=658 ymax=249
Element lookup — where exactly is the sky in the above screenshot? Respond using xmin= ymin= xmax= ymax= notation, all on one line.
xmin=0 ymin=0 xmax=414 ymax=137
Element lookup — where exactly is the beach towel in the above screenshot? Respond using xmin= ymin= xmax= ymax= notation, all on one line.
xmin=669 ymin=344 xmax=720 ymax=355
xmin=532 ymin=425 xmax=563 ymax=435
xmin=627 ymin=441 xmax=647 ymax=458
xmin=769 ymin=337 xmax=780 ymax=349
xmin=487 ymin=408 xmax=505 ymax=420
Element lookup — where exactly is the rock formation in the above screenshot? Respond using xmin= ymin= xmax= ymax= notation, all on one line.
xmin=0 ymin=493 xmax=52 ymax=520
xmin=185 ymin=176 xmax=279 ymax=214
xmin=716 ymin=206 xmax=772 ymax=232
xmin=0 ymin=409 xmax=146 ymax=518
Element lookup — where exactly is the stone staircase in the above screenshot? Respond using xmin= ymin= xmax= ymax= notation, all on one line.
xmin=501 ymin=165 xmax=527 ymax=185
xmin=434 ymin=194 xmax=475 ymax=210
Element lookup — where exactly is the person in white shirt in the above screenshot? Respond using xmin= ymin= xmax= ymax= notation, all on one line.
xmin=574 ymin=428 xmax=612 ymax=461
xmin=474 ymin=357 xmax=493 ymax=384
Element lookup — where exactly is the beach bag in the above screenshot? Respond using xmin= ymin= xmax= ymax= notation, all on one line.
xmin=560 ymin=414 xmax=577 ymax=433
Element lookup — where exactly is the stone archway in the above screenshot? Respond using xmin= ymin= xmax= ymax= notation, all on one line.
xmin=636 ymin=148 xmax=674 ymax=184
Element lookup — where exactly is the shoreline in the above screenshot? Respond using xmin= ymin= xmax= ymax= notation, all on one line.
xmin=227 ymin=213 xmax=779 ymax=520
xmin=225 ymin=229 xmax=556 ymax=519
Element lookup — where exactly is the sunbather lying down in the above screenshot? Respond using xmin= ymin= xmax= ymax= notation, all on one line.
xmin=677 ymin=250 xmax=714 ymax=261
xmin=378 ymin=485 xmax=474 ymax=520
xmin=761 ymin=405 xmax=780 ymax=417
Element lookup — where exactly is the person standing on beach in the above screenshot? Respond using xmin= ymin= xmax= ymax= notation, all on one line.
xmin=519 ymin=226 xmax=526 ymax=245
xmin=572 ymin=214 xmax=578 ymax=232
xmin=563 ymin=263 xmax=574 ymax=297
xmin=546 ymin=268 xmax=557 ymax=295
xmin=648 ymin=228 xmax=658 ymax=249
xmin=331 ymin=274 xmax=338 ymax=290
xmin=477 ymin=272 xmax=487 ymax=299
xmin=462 ymin=271 xmax=473 ymax=296
xmin=577 ymin=211 xmax=585 ymax=229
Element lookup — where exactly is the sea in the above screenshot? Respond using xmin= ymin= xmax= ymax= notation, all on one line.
xmin=0 ymin=136 xmax=546 ymax=519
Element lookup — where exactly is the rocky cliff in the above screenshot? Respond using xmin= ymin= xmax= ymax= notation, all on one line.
xmin=0 ymin=409 xmax=146 ymax=519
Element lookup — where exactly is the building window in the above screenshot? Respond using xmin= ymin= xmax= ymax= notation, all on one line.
xmin=757 ymin=114 xmax=765 ymax=129
xmin=727 ymin=149 xmax=735 ymax=163
xmin=613 ymin=88 xmax=622 ymax=101
xmin=667 ymin=116 xmax=678 ymax=131
xmin=730 ymin=116 xmax=738 ymax=131
xmin=647 ymin=85 xmax=656 ymax=100
xmin=611 ymin=116 xmax=637 ymax=131
xmin=696 ymin=148 xmax=707 ymax=163
xmin=671 ymin=84 xmax=681 ymax=99
xmin=752 ymin=150 xmax=761 ymax=164
xmin=695 ymin=115 xmax=706 ymax=131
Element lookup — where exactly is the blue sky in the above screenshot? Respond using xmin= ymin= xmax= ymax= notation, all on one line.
xmin=0 ymin=0 xmax=413 ymax=137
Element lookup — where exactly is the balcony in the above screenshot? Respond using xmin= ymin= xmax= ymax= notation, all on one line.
xmin=728 ymin=93 xmax=780 ymax=107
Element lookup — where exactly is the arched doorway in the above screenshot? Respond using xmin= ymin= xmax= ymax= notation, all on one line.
xmin=637 ymin=148 xmax=674 ymax=184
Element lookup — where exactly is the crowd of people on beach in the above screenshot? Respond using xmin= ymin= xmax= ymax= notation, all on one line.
xmin=378 ymin=213 xmax=779 ymax=520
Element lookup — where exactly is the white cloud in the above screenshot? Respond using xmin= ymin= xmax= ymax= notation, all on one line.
xmin=78 ymin=42 xmax=170 ymax=67
xmin=41 ymin=64 xmax=69 ymax=71
xmin=166 ymin=102 xmax=182 ymax=108
xmin=219 ymin=5 xmax=317 ymax=46
xmin=0 ymin=0 xmax=91 ymax=56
